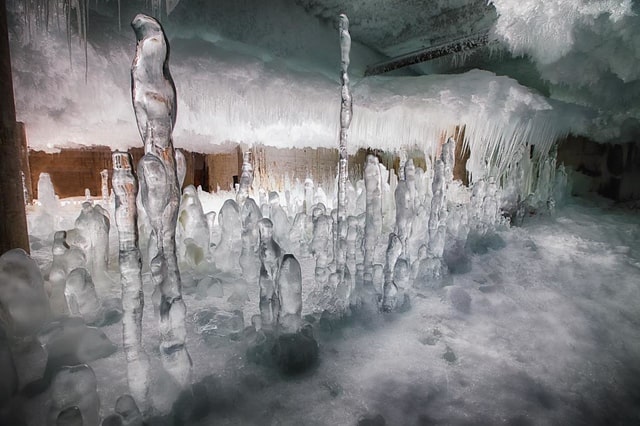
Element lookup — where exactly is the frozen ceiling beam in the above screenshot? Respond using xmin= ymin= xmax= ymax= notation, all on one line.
xmin=364 ymin=31 xmax=490 ymax=77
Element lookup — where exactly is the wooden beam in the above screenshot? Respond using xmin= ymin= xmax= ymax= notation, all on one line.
xmin=364 ymin=32 xmax=490 ymax=77
xmin=0 ymin=0 xmax=29 ymax=254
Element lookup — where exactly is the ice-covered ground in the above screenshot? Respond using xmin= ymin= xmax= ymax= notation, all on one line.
xmin=21 ymin=194 xmax=640 ymax=425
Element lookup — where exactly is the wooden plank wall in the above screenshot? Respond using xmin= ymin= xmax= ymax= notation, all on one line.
xmin=27 ymin=132 xmax=473 ymax=201
xmin=28 ymin=146 xmax=206 ymax=199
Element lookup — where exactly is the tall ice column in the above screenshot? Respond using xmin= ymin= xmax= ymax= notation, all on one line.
xmin=131 ymin=13 xmax=191 ymax=387
xmin=336 ymin=14 xmax=352 ymax=275
xmin=112 ymin=151 xmax=150 ymax=408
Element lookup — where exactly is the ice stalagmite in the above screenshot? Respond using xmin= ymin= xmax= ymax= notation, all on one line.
xmin=336 ymin=13 xmax=352 ymax=277
xmin=205 ymin=211 xmax=216 ymax=252
xmin=311 ymin=211 xmax=333 ymax=286
xmin=112 ymin=151 xmax=150 ymax=409
xmin=258 ymin=218 xmax=282 ymax=330
xmin=304 ymin=178 xmax=314 ymax=215
xmin=429 ymin=159 xmax=447 ymax=259
xmin=364 ymin=155 xmax=383 ymax=283
xmin=382 ymin=233 xmax=402 ymax=311
xmin=131 ymin=14 xmax=191 ymax=388
xmin=178 ymin=185 xmax=209 ymax=267
xmin=65 ymin=268 xmax=103 ymax=325
xmin=277 ymin=254 xmax=302 ymax=334
xmin=101 ymin=169 xmax=109 ymax=201
xmin=237 ymin=151 xmax=253 ymax=206
xmin=270 ymin=192 xmax=291 ymax=251
xmin=74 ymin=202 xmax=110 ymax=289
xmin=214 ymin=200 xmax=242 ymax=273
xmin=239 ymin=198 xmax=262 ymax=281
xmin=395 ymin=180 xmax=412 ymax=259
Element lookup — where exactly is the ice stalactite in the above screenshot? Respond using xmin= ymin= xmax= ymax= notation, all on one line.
xmin=258 ymin=218 xmax=282 ymax=330
xmin=363 ymin=155 xmax=383 ymax=284
xmin=131 ymin=14 xmax=191 ymax=388
xmin=112 ymin=151 xmax=151 ymax=410
xmin=237 ymin=151 xmax=253 ymax=206
xmin=336 ymin=13 xmax=352 ymax=280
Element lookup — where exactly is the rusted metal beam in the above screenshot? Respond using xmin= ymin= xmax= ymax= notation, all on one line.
xmin=365 ymin=31 xmax=490 ymax=77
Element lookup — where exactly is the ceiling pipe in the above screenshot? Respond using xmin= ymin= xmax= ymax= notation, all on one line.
xmin=364 ymin=31 xmax=491 ymax=77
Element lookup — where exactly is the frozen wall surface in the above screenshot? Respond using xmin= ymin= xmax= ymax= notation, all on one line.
xmin=489 ymin=0 xmax=640 ymax=143
xmin=7 ymin=0 xmax=596 ymax=168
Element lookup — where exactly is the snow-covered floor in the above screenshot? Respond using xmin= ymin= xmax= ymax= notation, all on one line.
xmin=23 ymin=196 xmax=640 ymax=425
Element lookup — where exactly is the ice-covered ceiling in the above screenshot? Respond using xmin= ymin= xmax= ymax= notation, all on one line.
xmin=6 ymin=0 xmax=640 ymax=157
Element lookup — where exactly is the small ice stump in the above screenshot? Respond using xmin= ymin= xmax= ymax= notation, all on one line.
xmin=272 ymin=325 xmax=319 ymax=376
xmin=194 ymin=308 xmax=244 ymax=340
xmin=115 ymin=394 xmax=143 ymax=426
xmin=48 ymin=364 xmax=100 ymax=426
xmin=0 ymin=249 xmax=51 ymax=336
xmin=0 ymin=324 xmax=18 ymax=405
xmin=57 ymin=406 xmax=83 ymax=426
xmin=195 ymin=276 xmax=224 ymax=299
xmin=449 ymin=286 xmax=471 ymax=314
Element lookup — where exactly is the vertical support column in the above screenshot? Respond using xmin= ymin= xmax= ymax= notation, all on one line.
xmin=0 ymin=0 xmax=29 ymax=254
